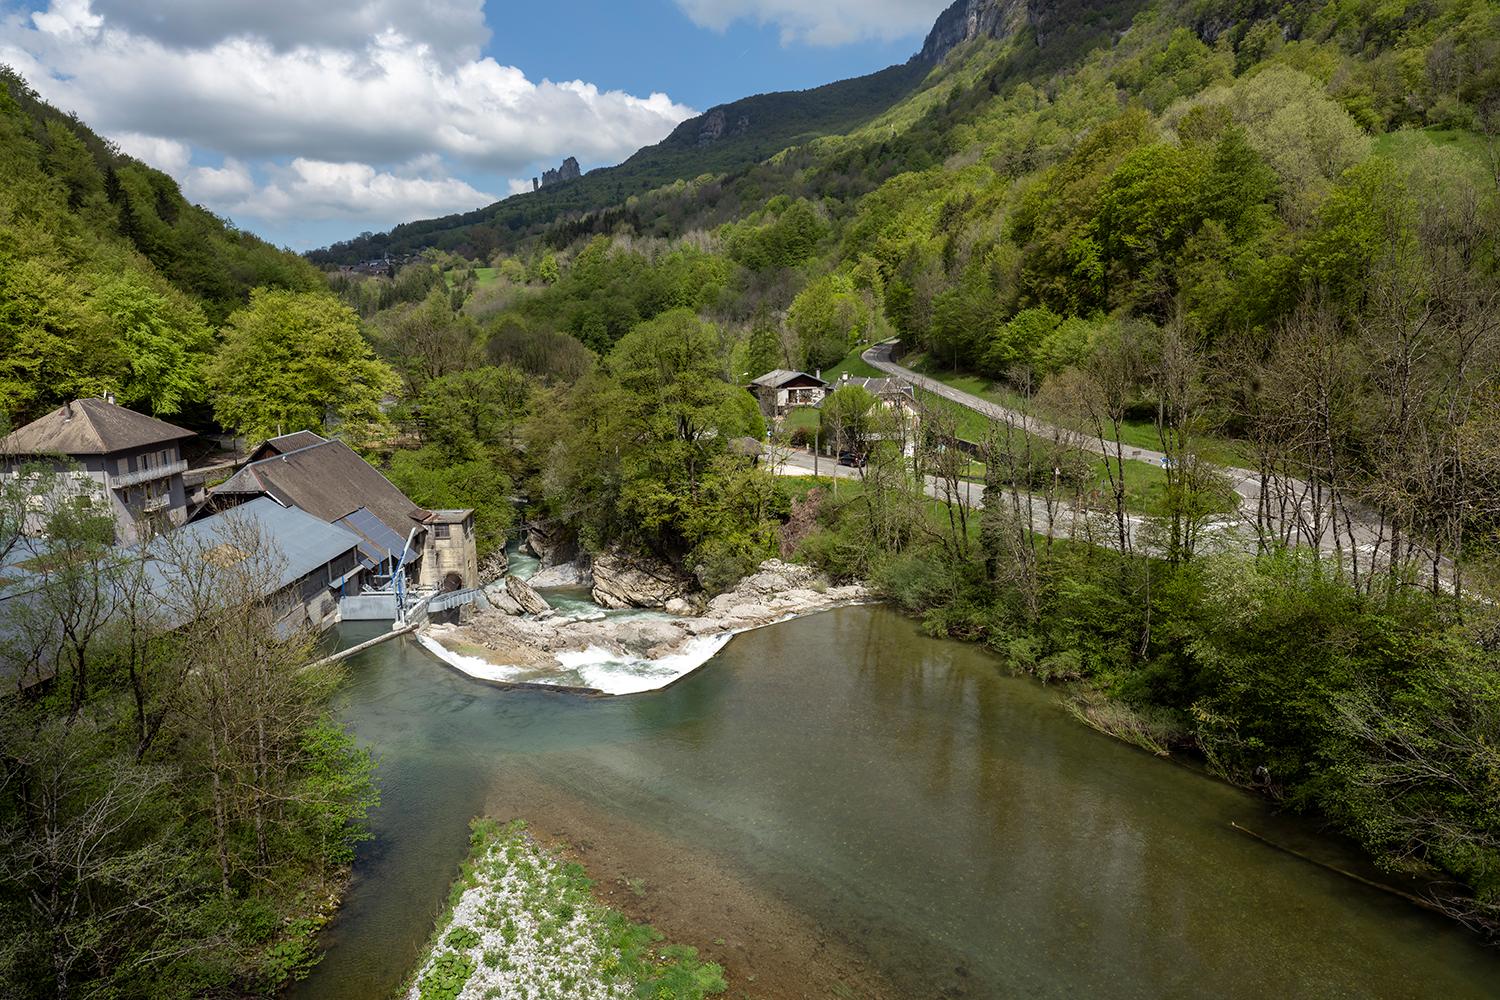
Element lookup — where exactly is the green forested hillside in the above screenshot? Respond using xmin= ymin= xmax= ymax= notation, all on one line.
xmin=0 ymin=70 xmax=322 ymax=426
xmin=319 ymin=0 xmax=1500 ymax=937
xmin=308 ymin=62 xmax=933 ymax=264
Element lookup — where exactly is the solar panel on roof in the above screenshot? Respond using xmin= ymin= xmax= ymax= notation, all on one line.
xmin=335 ymin=507 xmax=405 ymax=561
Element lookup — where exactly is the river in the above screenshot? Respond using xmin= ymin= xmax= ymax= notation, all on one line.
xmin=290 ymin=606 xmax=1500 ymax=999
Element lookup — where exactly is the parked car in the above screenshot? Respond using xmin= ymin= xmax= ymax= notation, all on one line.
xmin=837 ymin=451 xmax=867 ymax=468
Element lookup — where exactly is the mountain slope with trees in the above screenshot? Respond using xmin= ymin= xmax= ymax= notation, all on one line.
xmin=320 ymin=0 xmax=1500 ymax=937
xmin=0 ymin=69 xmax=323 ymax=428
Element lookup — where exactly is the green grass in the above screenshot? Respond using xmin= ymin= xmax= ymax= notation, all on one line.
xmin=443 ymin=266 xmax=500 ymax=289
xmin=904 ymin=352 xmax=1252 ymax=467
xmin=782 ymin=407 xmax=822 ymax=434
xmin=1372 ymin=126 xmax=1494 ymax=176
xmin=821 ymin=342 xmax=886 ymax=381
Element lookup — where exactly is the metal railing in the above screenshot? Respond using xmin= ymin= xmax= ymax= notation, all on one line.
xmin=426 ymin=587 xmax=483 ymax=614
xmin=110 ymin=460 xmax=188 ymax=489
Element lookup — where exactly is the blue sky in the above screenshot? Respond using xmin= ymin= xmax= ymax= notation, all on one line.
xmin=0 ymin=0 xmax=948 ymax=250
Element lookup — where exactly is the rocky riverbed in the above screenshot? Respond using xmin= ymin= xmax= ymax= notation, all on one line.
xmin=418 ymin=560 xmax=870 ymax=695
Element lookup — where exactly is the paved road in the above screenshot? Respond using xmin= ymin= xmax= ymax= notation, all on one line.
xmin=764 ymin=446 xmax=1160 ymax=554
xmin=858 ymin=342 xmax=1448 ymax=583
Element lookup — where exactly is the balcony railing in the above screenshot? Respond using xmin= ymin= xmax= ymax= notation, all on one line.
xmin=141 ymin=495 xmax=172 ymax=513
xmin=110 ymin=460 xmax=187 ymax=490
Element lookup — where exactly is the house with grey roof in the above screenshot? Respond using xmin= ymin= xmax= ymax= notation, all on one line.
xmin=0 ymin=497 xmax=365 ymax=685
xmin=832 ymin=374 xmax=922 ymax=457
xmin=200 ymin=432 xmax=479 ymax=594
xmin=747 ymin=369 xmax=829 ymax=418
xmin=1 ymin=396 xmax=194 ymax=543
xmin=147 ymin=497 xmax=364 ymax=635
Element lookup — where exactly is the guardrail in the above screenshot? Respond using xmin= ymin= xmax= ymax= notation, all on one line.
xmin=110 ymin=460 xmax=188 ymax=489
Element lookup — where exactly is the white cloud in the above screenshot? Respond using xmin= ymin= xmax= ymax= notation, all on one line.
xmin=0 ymin=1 xmax=697 ymax=239
xmin=238 ymin=158 xmax=498 ymax=221
xmin=5 ymin=5 xmax=694 ymax=174
xmin=89 ymin=0 xmax=491 ymax=64
xmin=674 ymin=0 xmax=949 ymax=46
xmin=183 ymin=159 xmax=256 ymax=203
xmin=111 ymin=131 xmax=191 ymax=174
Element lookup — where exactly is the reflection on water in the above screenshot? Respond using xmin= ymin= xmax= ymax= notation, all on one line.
xmin=290 ymin=608 xmax=1500 ymax=1000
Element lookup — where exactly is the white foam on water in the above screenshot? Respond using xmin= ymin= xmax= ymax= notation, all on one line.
xmin=554 ymin=633 xmax=736 ymax=695
xmin=417 ymin=631 xmax=736 ymax=695
xmin=415 ymin=634 xmax=536 ymax=685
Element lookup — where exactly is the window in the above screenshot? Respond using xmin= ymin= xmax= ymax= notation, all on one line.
xmin=434 ymin=524 xmax=451 ymax=539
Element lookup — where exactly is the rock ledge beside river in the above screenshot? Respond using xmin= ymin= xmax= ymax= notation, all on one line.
xmin=422 ymin=560 xmax=869 ymax=688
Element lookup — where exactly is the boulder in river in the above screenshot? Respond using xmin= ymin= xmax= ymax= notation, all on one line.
xmin=482 ymin=580 xmax=524 ymax=615
xmin=529 ymin=560 xmax=592 ymax=589
xmin=505 ymin=576 xmax=552 ymax=615
xmin=589 ymin=547 xmax=693 ymax=609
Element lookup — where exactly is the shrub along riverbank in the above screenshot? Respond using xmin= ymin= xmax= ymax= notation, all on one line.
xmin=0 ymin=487 xmax=378 ymax=999
xmin=404 ymin=819 xmax=726 ymax=1000
xmin=791 ymin=478 xmax=1500 ymax=937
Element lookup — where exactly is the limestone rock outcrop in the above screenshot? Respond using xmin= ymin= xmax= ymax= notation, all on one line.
xmin=482 ymin=575 xmax=552 ymax=616
xmin=916 ymin=0 xmax=1046 ymax=63
xmin=505 ymin=575 xmax=552 ymax=615
xmin=425 ymin=559 xmax=874 ymax=689
xmin=589 ymin=547 xmax=694 ymax=609
xmin=528 ymin=561 xmax=592 ymax=589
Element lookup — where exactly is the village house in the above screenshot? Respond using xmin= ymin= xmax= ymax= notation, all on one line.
xmin=0 ymin=396 xmax=194 ymax=544
xmin=0 ymin=497 xmax=365 ymax=685
xmin=200 ymin=431 xmax=479 ymax=593
xmin=834 ymin=374 xmax=922 ymax=457
xmin=747 ymin=369 xmax=829 ymax=418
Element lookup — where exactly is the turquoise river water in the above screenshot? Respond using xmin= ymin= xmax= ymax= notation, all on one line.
xmin=289 ymin=605 xmax=1500 ymax=999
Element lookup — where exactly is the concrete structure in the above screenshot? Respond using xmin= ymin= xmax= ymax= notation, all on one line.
xmin=1 ymin=397 xmax=194 ymax=543
xmin=747 ymin=370 xmax=829 ymax=418
xmin=416 ymin=509 xmax=480 ymax=591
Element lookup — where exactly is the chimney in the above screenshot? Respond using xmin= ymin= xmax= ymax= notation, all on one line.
xmin=815 ymin=368 xmax=821 ymax=380
xmin=63 ymin=401 xmax=73 ymax=421
xmin=841 ymin=372 xmax=850 ymax=384
xmin=104 ymin=391 xmax=115 ymax=405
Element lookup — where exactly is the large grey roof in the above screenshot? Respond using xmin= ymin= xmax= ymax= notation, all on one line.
xmin=3 ymin=398 xmax=194 ymax=456
xmin=146 ymin=497 xmax=361 ymax=595
xmin=250 ymin=430 xmax=328 ymax=460
xmin=837 ymin=376 xmax=915 ymax=399
xmin=749 ymin=369 xmax=827 ymax=389
xmin=213 ymin=439 xmax=425 ymax=540
xmin=0 ymin=498 xmax=361 ymax=680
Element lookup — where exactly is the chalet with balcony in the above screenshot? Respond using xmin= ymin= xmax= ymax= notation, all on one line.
xmin=1 ymin=396 xmax=194 ymax=543
xmin=747 ymin=370 xmax=829 ymax=418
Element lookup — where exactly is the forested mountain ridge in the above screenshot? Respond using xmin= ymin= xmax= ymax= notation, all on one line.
xmin=308 ymin=63 xmax=932 ymax=264
xmin=310 ymin=0 xmax=1116 ymax=264
xmin=0 ymin=69 xmax=322 ymax=427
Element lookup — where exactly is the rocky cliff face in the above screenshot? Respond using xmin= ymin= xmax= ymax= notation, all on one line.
xmin=916 ymin=0 xmax=1047 ymax=63
xmin=533 ymin=156 xmax=581 ymax=191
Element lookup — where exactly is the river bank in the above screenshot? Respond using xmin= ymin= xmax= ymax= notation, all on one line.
xmin=399 ymin=819 xmax=725 ymax=1000
xmin=288 ymin=608 xmax=1500 ymax=1000
xmin=417 ymin=559 xmax=871 ymax=695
